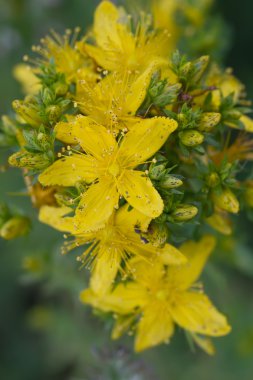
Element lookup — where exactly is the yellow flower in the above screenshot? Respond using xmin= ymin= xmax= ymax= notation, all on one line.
xmin=39 ymin=204 xmax=186 ymax=295
xmin=152 ymin=0 xmax=212 ymax=49
xmin=81 ymin=235 xmax=231 ymax=352
xmin=39 ymin=115 xmax=177 ymax=231
xmin=13 ymin=64 xmax=41 ymax=95
xmin=76 ymin=68 xmax=154 ymax=132
xmin=35 ymin=29 xmax=97 ymax=83
xmin=152 ymin=0 xmax=178 ymax=35
xmin=199 ymin=65 xmax=244 ymax=108
xmin=79 ymin=1 xmax=170 ymax=74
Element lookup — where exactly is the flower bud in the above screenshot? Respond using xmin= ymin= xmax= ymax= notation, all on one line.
xmin=37 ymin=132 xmax=50 ymax=145
xmin=0 ymin=216 xmax=31 ymax=240
xmin=147 ymin=222 xmax=170 ymax=247
xmin=8 ymin=151 xmax=50 ymax=170
xmin=212 ymin=188 xmax=239 ymax=214
xmin=53 ymin=81 xmax=68 ymax=96
xmin=206 ymin=172 xmax=220 ymax=188
xmin=177 ymin=113 xmax=187 ymax=124
xmin=179 ymin=130 xmax=204 ymax=147
xmin=224 ymin=109 xmax=242 ymax=120
xmin=160 ymin=175 xmax=183 ymax=189
xmin=46 ymin=105 xmax=62 ymax=123
xmin=149 ymin=164 xmax=166 ymax=180
xmin=23 ymin=257 xmax=43 ymax=273
xmin=42 ymin=88 xmax=55 ymax=105
xmin=198 ymin=112 xmax=221 ymax=132
xmin=192 ymin=56 xmax=209 ymax=82
xmin=180 ymin=62 xmax=193 ymax=77
xmin=172 ymin=204 xmax=198 ymax=222
xmin=12 ymin=99 xmax=42 ymax=128
xmin=206 ymin=212 xmax=232 ymax=235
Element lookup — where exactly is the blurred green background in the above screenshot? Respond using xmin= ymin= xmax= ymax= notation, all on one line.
xmin=0 ymin=1 xmax=253 ymax=379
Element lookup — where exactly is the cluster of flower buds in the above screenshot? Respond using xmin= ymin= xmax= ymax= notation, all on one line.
xmin=1 ymin=0 xmax=253 ymax=354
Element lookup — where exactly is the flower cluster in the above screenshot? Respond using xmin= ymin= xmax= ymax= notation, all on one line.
xmin=2 ymin=0 xmax=253 ymax=353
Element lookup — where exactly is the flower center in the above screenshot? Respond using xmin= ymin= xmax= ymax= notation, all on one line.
xmin=108 ymin=162 xmax=121 ymax=178
xmin=156 ymin=290 xmax=167 ymax=301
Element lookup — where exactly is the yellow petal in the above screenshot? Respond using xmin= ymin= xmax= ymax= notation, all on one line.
xmin=80 ymin=282 xmax=147 ymax=314
xmin=240 ymin=115 xmax=253 ymax=133
xmin=190 ymin=333 xmax=216 ymax=356
xmin=90 ymin=247 xmax=122 ymax=296
xmin=127 ymin=257 xmax=164 ymax=288
xmin=112 ymin=314 xmax=136 ymax=340
xmin=39 ymin=154 xmax=97 ymax=187
xmin=39 ymin=206 xmax=74 ymax=233
xmin=135 ymin=304 xmax=174 ymax=352
xmin=126 ymin=239 xmax=186 ymax=266
xmin=123 ymin=67 xmax=154 ymax=116
xmin=119 ymin=117 xmax=177 ymax=167
xmin=75 ymin=177 xmax=119 ymax=232
xmin=93 ymin=1 xmax=122 ymax=50
xmin=168 ymin=235 xmax=216 ymax=290
xmin=84 ymin=44 xmax=112 ymax=70
xmin=118 ymin=170 xmax=164 ymax=218
xmin=55 ymin=115 xmax=117 ymax=160
xmin=160 ymin=244 xmax=187 ymax=265
xmin=170 ymin=291 xmax=231 ymax=337
xmin=114 ymin=204 xmax=151 ymax=233
xmin=54 ymin=116 xmax=80 ymax=145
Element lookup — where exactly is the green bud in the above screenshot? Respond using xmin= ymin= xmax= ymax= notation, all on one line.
xmin=180 ymin=62 xmax=193 ymax=77
xmin=177 ymin=113 xmax=187 ymax=124
xmin=212 ymin=188 xmax=239 ymax=214
xmin=206 ymin=172 xmax=220 ymax=188
xmin=9 ymin=151 xmax=51 ymax=170
xmin=223 ymin=109 xmax=242 ymax=120
xmin=46 ymin=105 xmax=61 ymax=122
xmin=149 ymin=164 xmax=166 ymax=180
xmin=198 ymin=112 xmax=221 ymax=132
xmin=147 ymin=222 xmax=170 ymax=247
xmin=172 ymin=204 xmax=198 ymax=222
xmin=0 ymin=216 xmax=31 ymax=240
xmin=42 ymin=88 xmax=55 ymax=105
xmin=160 ymin=175 xmax=183 ymax=189
xmin=192 ymin=56 xmax=209 ymax=83
xmin=53 ymin=81 xmax=68 ymax=96
xmin=37 ymin=132 xmax=49 ymax=145
xmin=23 ymin=257 xmax=44 ymax=273
xmin=12 ymin=99 xmax=42 ymax=128
xmin=179 ymin=130 xmax=204 ymax=147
